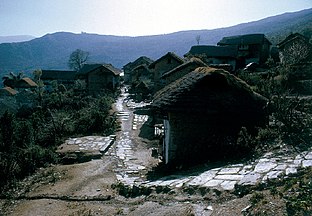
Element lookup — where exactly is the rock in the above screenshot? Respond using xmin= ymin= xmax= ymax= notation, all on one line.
xmin=205 ymin=205 xmax=213 ymax=211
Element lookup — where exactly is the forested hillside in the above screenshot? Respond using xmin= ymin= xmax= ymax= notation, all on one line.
xmin=0 ymin=8 xmax=311 ymax=76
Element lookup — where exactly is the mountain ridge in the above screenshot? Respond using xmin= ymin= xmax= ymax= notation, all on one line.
xmin=0 ymin=8 xmax=311 ymax=76
xmin=0 ymin=35 xmax=36 ymax=44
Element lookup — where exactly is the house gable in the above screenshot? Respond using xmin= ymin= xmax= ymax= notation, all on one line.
xmin=148 ymin=52 xmax=185 ymax=91
xmin=123 ymin=56 xmax=154 ymax=83
xmin=79 ymin=63 xmax=121 ymax=94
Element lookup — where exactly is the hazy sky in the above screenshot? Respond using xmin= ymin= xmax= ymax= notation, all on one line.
xmin=0 ymin=0 xmax=311 ymax=37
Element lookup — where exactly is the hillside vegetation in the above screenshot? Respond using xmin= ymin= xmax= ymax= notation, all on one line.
xmin=0 ymin=8 xmax=311 ymax=76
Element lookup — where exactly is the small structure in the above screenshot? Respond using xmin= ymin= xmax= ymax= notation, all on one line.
xmin=217 ymin=34 xmax=272 ymax=67
xmin=148 ymin=52 xmax=185 ymax=92
xmin=150 ymin=67 xmax=268 ymax=165
xmin=78 ymin=63 xmax=122 ymax=94
xmin=185 ymin=45 xmax=237 ymax=70
xmin=14 ymin=77 xmax=38 ymax=91
xmin=123 ymin=56 xmax=154 ymax=84
xmin=41 ymin=70 xmax=77 ymax=92
xmin=277 ymin=33 xmax=312 ymax=64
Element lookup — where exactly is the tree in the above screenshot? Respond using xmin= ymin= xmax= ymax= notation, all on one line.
xmin=195 ymin=35 xmax=201 ymax=45
xmin=280 ymin=41 xmax=311 ymax=65
xmin=68 ymin=49 xmax=89 ymax=71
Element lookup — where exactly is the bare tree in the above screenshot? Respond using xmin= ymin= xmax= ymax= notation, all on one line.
xmin=280 ymin=41 xmax=310 ymax=64
xmin=68 ymin=49 xmax=89 ymax=71
xmin=196 ymin=35 xmax=201 ymax=45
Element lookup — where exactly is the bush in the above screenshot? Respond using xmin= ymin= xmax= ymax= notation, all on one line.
xmin=0 ymin=88 xmax=118 ymax=192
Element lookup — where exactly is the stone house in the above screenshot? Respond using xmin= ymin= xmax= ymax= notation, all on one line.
xmin=184 ymin=45 xmax=237 ymax=71
xmin=78 ymin=64 xmax=122 ymax=95
xmin=160 ymin=57 xmax=207 ymax=87
xmin=277 ymin=33 xmax=312 ymax=64
xmin=217 ymin=34 xmax=272 ymax=67
xmin=123 ymin=56 xmax=154 ymax=84
xmin=41 ymin=70 xmax=77 ymax=92
xmin=150 ymin=67 xmax=268 ymax=165
xmin=148 ymin=52 xmax=185 ymax=92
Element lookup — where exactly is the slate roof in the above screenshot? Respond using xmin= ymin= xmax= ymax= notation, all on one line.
xmin=217 ymin=34 xmax=272 ymax=46
xmin=161 ymin=57 xmax=207 ymax=79
xmin=41 ymin=70 xmax=77 ymax=80
xmin=152 ymin=67 xmax=267 ymax=113
xmin=149 ymin=52 xmax=185 ymax=68
xmin=78 ymin=64 xmax=122 ymax=76
xmin=186 ymin=45 xmax=238 ymax=58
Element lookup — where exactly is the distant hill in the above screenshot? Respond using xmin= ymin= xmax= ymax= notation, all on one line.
xmin=0 ymin=35 xmax=36 ymax=44
xmin=0 ymin=8 xmax=311 ymax=76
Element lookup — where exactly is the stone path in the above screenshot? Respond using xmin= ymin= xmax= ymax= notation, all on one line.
xmin=59 ymin=87 xmax=312 ymax=192
xmin=140 ymin=150 xmax=312 ymax=191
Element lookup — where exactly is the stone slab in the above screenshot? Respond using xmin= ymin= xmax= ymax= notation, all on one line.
xmin=254 ymin=161 xmax=277 ymax=173
xmin=214 ymin=174 xmax=243 ymax=181
xmin=238 ymin=173 xmax=261 ymax=186
xmin=221 ymin=181 xmax=237 ymax=190
xmin=203 ymin=179 xmax=224 ymax=187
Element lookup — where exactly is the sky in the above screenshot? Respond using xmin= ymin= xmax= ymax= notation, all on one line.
xmin=0 ymin=0 xmax=311 ymax=37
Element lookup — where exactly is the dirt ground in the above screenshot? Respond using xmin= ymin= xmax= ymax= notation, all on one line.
xmin=0 ymin=93 xmax=296 ymax=216
xmin=0 ymin=127 xmax=291 ymax=216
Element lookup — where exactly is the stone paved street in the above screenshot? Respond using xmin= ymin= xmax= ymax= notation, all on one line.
xmin=112 ymin=88 xmax=312 ymax=191
xmin=59 ymin=87 xmax=312 ymax=192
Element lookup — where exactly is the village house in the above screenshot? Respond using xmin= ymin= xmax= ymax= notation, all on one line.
xmin=184 ymin=45 xmax=237 ymax=71
xmin=41 ymin=70 xmax=77 ymax=92
xmin=129 ymin=65 xmax=154 ymax=100
xmin=149 ymin=67 xmax=268 ymax=165
xmin=277 ymin=32 xmax=312 ymax=64
xmin=160 ymin=57 xmax=207 ymax=87
xmin=123 ymin=56 xmax=154 ymax=84
xmin=131 ymin=64 xmax=152 ymax=85
xmin=77 ymin=63 xmax=122 ymax=95
xmin=14 ymin=77 xmax=38 ymax=91
xmin=148 ymin=52 xmax=185 ymax=92
xmin=217 ymin=34 xmax=272 ymax=67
